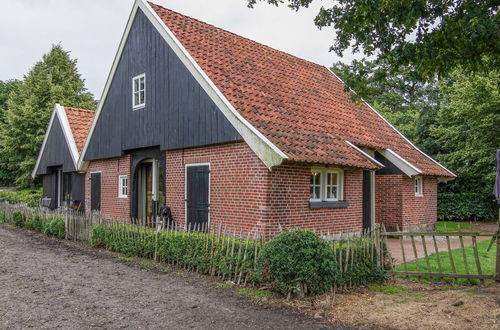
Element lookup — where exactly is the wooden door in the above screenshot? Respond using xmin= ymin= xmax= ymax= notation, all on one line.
xmin=362 ymin=170 xmax=372 ymax=231
xmin=186 ymin=165 xmax=209 ymax=230
xmin=90 ymin=172 xmax=101 ymax=211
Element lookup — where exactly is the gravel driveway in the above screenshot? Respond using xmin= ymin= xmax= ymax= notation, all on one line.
xmin=0 ymin=226 xmax=348 ymax=330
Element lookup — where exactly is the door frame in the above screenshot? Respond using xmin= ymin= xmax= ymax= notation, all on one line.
xmin=184 ymin=162 xmax=211 ymax=230
xmin=89 ymin=171 xmax=102 ymax=212
xmin=362 ymin=170 xmax=376 ymax=231
xmin=56 ymin=168 xmax=63 ymax=208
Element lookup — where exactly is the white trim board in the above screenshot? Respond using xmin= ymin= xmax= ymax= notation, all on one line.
xmin=78 ymin=0 xmax=287 ymax=171
xmin=379 ymin=149 xmax=422 ymax=177
xmin=32 ymin=104 xmax=79 ymax=178
xmin=344 ymin=140 xmax=385 ymax=168
xmin=326 ymin=67 xmax=456 ymax=178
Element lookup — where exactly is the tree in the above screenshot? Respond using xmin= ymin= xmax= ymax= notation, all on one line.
xmin=0 ymin=80 xmax=21 ymax=124
xmin=331 ymin=60 xmax=442 ymax=155
xmin=248 ymin=0 xmax=499 ymax=80
xmin=0 ymin=45 xmax=96 ymax=187
xmin=432 ymin=66 xmax=500 ymax=199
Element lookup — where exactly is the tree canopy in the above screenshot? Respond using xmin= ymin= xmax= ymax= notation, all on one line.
xmin=0 ymin=45 xmax=96 ymax=187
xmin=248 ymin=0 xmax=499 ymax=79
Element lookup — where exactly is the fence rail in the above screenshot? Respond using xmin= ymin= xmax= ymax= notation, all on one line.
xmin=384 ymin=226 xmax=499 ymax=282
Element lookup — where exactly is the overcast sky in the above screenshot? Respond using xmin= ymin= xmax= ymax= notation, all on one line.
xmin=0 ymin=0 xmax=360 ymax=99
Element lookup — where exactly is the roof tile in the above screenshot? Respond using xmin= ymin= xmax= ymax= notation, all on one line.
xmin=64 ymin=107 xmax=95 ymax=153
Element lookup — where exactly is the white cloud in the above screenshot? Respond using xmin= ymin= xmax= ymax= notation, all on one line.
xmin=0 ymin=0 xmax=361 ymax=98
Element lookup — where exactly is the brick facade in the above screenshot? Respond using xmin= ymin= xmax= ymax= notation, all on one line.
xmin=376 ymin=174 xmax=437 ymax=230
xmin=165 ymin=143 xmax=364 ymax=237
xmin=85 ymin=142 xmax=438 ymax=236
xmin=85 ymin=155 xmax=131 ymax=219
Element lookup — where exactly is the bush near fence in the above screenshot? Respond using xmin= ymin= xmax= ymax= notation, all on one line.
xmin=91 ymin=222 xmax=388 ymax=295
xmin=0 ymin=202 xmax=388 ymax=296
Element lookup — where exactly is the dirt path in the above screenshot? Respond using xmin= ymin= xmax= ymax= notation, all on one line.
xmin=0 ymin=226 xmax=347 ymax=330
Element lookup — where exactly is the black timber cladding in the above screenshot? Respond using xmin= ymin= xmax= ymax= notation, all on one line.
xmin=84 ymin=9 xmax=241 ymax=161
xmin=36 ymin=115 xmax=76 ymax=175
xmin=374 ymin=151 xmax=404 ymax=175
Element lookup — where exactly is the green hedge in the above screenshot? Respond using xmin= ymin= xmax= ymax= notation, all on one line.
xmin=438 ymin=193 xmax=497 ymax=221
xmin=91 ymin=224 xmax=386 ymax=296
xmin=0 ymin=189 xmax=42 ymax=207
xmin=91 ymin=223 xmax=262 ymax=282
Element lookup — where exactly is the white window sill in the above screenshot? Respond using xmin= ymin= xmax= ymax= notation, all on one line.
xmin=132 ymin=105 xmax=145 ymax=111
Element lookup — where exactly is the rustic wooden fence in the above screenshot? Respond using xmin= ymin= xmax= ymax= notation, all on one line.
xmin=384 ymin=225 xmax=500 ymax=282
xmin=0 ymin=202 xmax=388 ymax=290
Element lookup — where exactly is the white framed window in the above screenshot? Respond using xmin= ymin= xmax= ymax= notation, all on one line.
xmin=132 ymin=73 xmax=145 ymax=109
xmin=118 ymin=175 xmax=128 ymax=198
xmin=310 ymin=168 xmax=344 ymax=202
xmin=310 ymin=171 xmax=322 ymax=201
xmin=415 ymin=176 xmax=423 ymax=197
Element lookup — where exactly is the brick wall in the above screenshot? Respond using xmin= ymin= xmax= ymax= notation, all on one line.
xmin=166 ymin=142 xmax=270 ymax=236
xmin=376 ymin=174 xmax=437 ymax=230
xmin=166 ymin=142 xmax=363 ymax=237
xmin=402 ymin=176 xmax=437 ymax=229
xmin=85 ymin=155 xmax=131 ymax=219
xmin=267 ymin=164 xmax=363 ymax=236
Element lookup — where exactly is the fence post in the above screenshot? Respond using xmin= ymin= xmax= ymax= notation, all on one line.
xmin=496 ymin=232 xmax=500 ymax=283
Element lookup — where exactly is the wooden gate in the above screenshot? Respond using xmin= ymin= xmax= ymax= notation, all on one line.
xmin=384 ymin=226 xmax=499 ymax=282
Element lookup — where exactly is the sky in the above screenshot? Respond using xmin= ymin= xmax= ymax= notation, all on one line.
xmin=0 ymin=0 xmax=360 ymax=99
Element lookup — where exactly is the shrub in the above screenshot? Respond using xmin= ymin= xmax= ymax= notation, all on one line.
xmin=31 ymin=214 xmax=43 ymax=232
xmin=43 ymin=217 xmax=65 ymax=239
xmin=0 ymin=189 xmax=42 ymax=207
xmin=12 ymin=210 xmax=26 ymax=228
xmin=24 ymin=216 xmax=34 ymax=230
xmin=258 ymin=229 xmax=338 ymax=296
xmin=0 ymin=211 xmax=5 ymax=224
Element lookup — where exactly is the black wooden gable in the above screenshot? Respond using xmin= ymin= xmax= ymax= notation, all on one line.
xmin=84 ymin=9 xmax=241 ymax=161
xmin=35 ymin=114 xmax=76 ymax=175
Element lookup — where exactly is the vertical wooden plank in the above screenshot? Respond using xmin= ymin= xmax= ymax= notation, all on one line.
xmin=445 ymin=235 xmax=457 ymax=273
xmin=410 ymin=234 xmax=420 ymax=271
xmin=399 ymin=235 xmax=408 ymax=272
xmin=459 ymin=236 xmax=470 ymax=274
xmin=432 ymin=235 xmax=443 ymax=274
xmin=471 ymin=236 xmax=482 ymax=275
xmin=420 ymin=235 xmax=431 ymax=272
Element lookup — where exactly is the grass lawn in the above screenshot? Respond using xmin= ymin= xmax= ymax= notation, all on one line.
xmin=435 ymin=221 xmax=471 ymax=232
xmin=395 ymin=239 xmax=496 ymax=284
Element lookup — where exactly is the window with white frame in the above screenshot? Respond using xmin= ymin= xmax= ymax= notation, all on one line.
xmin=310 ymin=168 xmax=344 ymax=202
xmin=414 ymin=176 xmax=423 ymax=196
xmin=118 ymin=175 xmax=128 ymax=198
xmin=132 ymin=73 xmax=145 ymax=109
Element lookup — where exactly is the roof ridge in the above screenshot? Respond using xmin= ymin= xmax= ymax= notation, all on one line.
xmin=148 ymin=1 xmax=328 ymax=71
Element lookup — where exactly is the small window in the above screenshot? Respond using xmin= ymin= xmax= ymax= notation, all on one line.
xmin=415 ymin=176 xmax=423 ymax=197
xmin=310 ymin=168 xmax=344 ymax=202
xmin=310 ymin=171 xmax=322 ymax=201
xmin=132 ymin=73 xmax=145 ymax=109
xmin=118 ymin=175 xmax=128 ymax=198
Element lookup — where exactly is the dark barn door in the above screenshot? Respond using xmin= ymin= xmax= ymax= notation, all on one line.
xmin=90 ymin=172 xmax=101 ymax=211
xmin=362 ymin=171 xmax=372 ymax=231
xmin=186 ymin=165 xmax=209 ymax=230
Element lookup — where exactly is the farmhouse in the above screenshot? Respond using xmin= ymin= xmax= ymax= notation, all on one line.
xmin=33 ymin=0 xmax=455 ymax=235
xmin=32 ymin=104 xmax=94 ymax=210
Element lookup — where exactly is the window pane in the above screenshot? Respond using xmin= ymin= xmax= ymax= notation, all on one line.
xmin=134 ymin=93 xmax=139 ymax=105
xmin=140 ymin=77 xmax=145 ymax=90
xmin=140 ymin=91 xmax=145 ymax=103
xmin=134 ymin=79 xmax=139 ymax=92
xmin=310 ymin=172 xmax=321 ymax=199
xmin=314 ymin=186 xmax=321 ymax=199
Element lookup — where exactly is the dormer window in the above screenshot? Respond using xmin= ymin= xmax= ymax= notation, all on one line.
xmin=132 ymin=73 xmax=145 ymax=109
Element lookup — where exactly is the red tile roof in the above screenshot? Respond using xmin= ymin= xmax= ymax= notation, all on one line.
xmin=64 ymin=107 xmax=95 ymax=153
xmin=149 ymin=2 xmax=453 ymax=177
